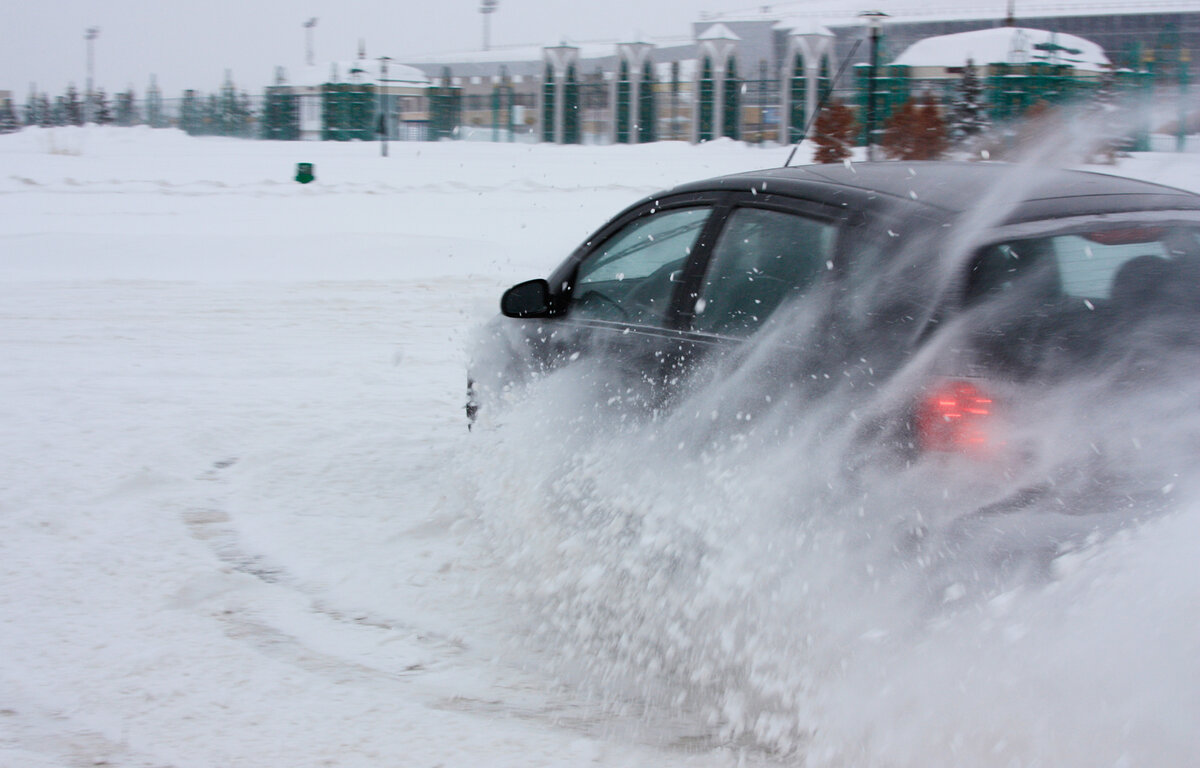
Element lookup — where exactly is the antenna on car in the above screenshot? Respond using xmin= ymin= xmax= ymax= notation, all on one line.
xmin=784 ymin=39 xmax=862 ymax=168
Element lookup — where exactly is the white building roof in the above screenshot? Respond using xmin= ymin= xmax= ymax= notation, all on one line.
xmin=697 ymin=23 xmax=741 ymax=41
xmin=289 ymin=59 xmax=431 ymax=87
xmin=773 ymin=17 xmax=835 ymax=37
xmin=890 ymin=26 xmax=1110 ymax=71
xmin=702 ymin=0 xmax=1196 ymax=28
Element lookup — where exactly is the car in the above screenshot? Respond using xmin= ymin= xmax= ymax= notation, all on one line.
xmin=469 ymin=160 xmax=1200 ymax=514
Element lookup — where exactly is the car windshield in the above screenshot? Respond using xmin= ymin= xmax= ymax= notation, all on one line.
xmin=963 ymin=220 xmax=1200 ymax=375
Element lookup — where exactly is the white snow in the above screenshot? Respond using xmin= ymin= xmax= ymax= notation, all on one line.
xmin=1 ymin=125 xmax=1199 ymax=767
xmin=289 ymin=60 xmax=432 ymax=88
xmin=891 ymin=26 xmax=1111 ymax=71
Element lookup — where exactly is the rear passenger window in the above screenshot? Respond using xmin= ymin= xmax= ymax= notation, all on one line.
xmin=968 ymin=225 xmax=1200 ymax=305
xmin=692 ymin=208 xmax=836 ymax=336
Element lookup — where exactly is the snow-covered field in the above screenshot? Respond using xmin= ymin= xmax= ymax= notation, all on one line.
xmin=1 ymin=126 xmax=1198 ymax=767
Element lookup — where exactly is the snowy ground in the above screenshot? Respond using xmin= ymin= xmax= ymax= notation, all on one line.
xmin=1 ymin=126 xmax=1198 ymax=767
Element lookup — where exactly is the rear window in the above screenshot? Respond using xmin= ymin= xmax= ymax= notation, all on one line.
xmin=967 ymin=225 xmax=1200 ymax=305
xmin=963 ymin=223 xmax=1200 ymax=375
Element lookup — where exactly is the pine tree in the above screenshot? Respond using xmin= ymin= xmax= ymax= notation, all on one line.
xmin=115 ymin=89 xmax=138 ymax=126
xmin=948 ymin=59 xmax=991 ymax=153
xmin=23 ymin=88 xmax=43 ymax=127
xmin=91 ymin=89 xmax=113 ymax=124
xmin=51 ymin=96 xmax=67 ymax=126
xmin=206 ymin=93 xmax=220 ymax=136
xmin=38 ymin=94 xmax=55 ymax=126
xmin=63 ymin=84 xmax=84 ymax=126
xmin=180 ymin=90 xmax=202 ymax=135
xmin=915 ymin=92 xmax=948 ymax=159
xmin=811 ymin=99 xmax=858 ymax=163
xmin=883 ymin=94 xmax=947 ymax=161
xmin=1087 ymin=65 xmax=1121 ymax=163
xmin=237 ymin=91 xmax=254 ymax=137
xmin=218 ymin=73 xmax=239 ymax=136
xmin=1014 ymin=99 xmax=1058 ymax=153
xmin=0 ymin=99 xmax=19 ymax=134
xmin=882 ymin=99 xmax=918 ymax=159
xmin=146 ymin=76 xmax=165 ymax=128
xmin=262 ymin=85 xmax=299 ymax=140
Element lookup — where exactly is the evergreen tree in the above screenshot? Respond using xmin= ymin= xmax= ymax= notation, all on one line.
xmin=948 ymin=59 xmax=991 ymax=152
xmin=180 ymin=90 xmax=203 ymax=135
xmin=145 ymin=76 xmax=165 ymax=128
xmin=238 ymin=90 xmax=255 ymax=137
xmin=115 ymin=89 xmax=138 ymax=126
xmin=1014 ymin=99 xmax=1058 ymax=153
xmin=882 ymin=93 xmax=947 ymax=160
xmin=218 ymin=73 xmax=239 ymax=136
xmin=63 ymin=84 xmax=84 ymax=126
xmin=811 ymin=99 xmax=858 ymax=163
xmin=1087 ymin=65 xmax=1121 ymax=163
xmin=882 ymin=98 xmax=918 ymax=159
xmin=52 ymin=96 xmax=68 ymax=126
xmin=262 ymin=86 xmax=299 ymax=140
xmin=206 ymin=93 xmax=220 ymax=136
xmin=0 ymin=100 xmax=19 ymax=134
xmin=23 ymin=88 xmax=43 ymax=127
xmin=40 ymin=94 xmax=57 ymax=126
xmin=91 ymin=89 xmax=113 ymax=124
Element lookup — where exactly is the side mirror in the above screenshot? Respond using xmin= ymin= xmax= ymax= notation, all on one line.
xmin=501 ymin=278 xmax=552 ymax=318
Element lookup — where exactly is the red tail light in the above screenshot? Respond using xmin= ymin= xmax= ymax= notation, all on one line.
xmin=915 ymin=379 xmax=994 ymax=453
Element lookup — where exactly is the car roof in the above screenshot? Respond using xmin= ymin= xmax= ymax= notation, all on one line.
xmin=668 ymin=161 xmax=1200 ymax=224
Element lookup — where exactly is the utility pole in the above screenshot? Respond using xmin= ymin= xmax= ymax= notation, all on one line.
xmin=379 ymin=56 xmax=390 ymax=156
xmin=859 ymin=11 xmax=888 ymax=161
xmin=85 ymin=27 xmax=99 ymax=123
xmin=480 ymin=0 xmax=498 ymax=51
xmin=304 ymin=18 xmax=318 ymax=67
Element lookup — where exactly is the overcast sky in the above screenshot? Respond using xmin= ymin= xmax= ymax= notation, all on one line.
xmin=1 ymin=0 xmax=798 ymax=98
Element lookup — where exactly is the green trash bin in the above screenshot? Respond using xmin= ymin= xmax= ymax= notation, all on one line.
xmin=295 ymin=162 xmax=315 ymax=184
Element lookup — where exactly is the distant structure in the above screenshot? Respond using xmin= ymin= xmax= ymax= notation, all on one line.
xmin=248 ymin=3 xmax=1199 ymax=145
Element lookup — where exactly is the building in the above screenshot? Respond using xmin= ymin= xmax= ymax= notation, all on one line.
xmin=261 ymin=4 xmax=1196 ymax=145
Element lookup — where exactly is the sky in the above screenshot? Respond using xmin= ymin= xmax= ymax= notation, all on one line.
xmin=1 ymin=0 xmax=783 ymax=98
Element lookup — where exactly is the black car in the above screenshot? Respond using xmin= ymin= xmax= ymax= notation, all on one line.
xmin=470 ymin=161 xmax=1200 ymax=499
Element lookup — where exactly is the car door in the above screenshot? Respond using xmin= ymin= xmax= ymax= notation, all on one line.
xmin=537 ymin=192 xmax=729 ymax=406
xmin=654 ymin=193 xmax=851 ymax=397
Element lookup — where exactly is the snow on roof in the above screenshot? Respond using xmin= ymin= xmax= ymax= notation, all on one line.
xmin=289 ymin=59 xmax=431 ymax=87
xmin=890 ymin=27 xmax=1110 ymax=71
xmin=403 ymin=40 xmax=646 ymax=67
xmin=703 ymin=0 xmax=1196 ymax=29
xmin=697 ymin=23 xmax=741 ymax=41
xmin=773 ymin=17 xmax=835 ymax=37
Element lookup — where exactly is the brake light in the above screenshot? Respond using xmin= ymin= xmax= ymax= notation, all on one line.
xmin=915 ymin=380 xmax=994 ymax=453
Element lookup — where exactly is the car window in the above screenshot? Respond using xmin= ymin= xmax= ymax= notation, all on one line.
xmin=963 ymin=224 xmax=1200 ymax=374
xmin=570 ymin=206 xmax=712 ymax=325
xmin=967 ymin=225 xmax=1200 ymax=304
xmin=691 ymin=207 xmax=836 ymax=336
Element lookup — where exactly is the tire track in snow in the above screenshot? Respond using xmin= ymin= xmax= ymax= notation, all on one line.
xmin=181 ymin=458 xmax=729 ymax=756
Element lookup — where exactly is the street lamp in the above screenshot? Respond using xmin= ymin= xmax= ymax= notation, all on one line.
xmin=304 ymin=18 xmax=318 ymax=67
xmin=859 ymin=10 xmax=888 ymax=161
xmin=379 ymin=56 xmax=391 ymax=157
xmin=480 ymin=0 xmax=498 ymax=52
xmin=85 ymin=26 xmax=99 ymax=123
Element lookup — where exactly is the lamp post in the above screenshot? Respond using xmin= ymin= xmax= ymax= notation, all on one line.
xmin=480 ymin=0 xmax=498 ymax=52
xmin=84 ymin=26 xmax=99 ymax=124
xmin=379 ymin=56 xmax=391 ymax=156
xmin=304 ymin=18 xmax=317 ymax=67
xmin=859 ymin=10 xmax=888 ymax=161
